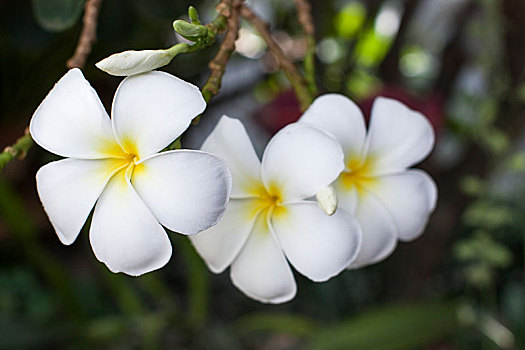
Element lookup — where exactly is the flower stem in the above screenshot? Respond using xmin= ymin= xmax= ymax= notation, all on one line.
xmin=0 ymin=128 xmax=33 ymax=172
xmin=166 ymin=42 xmax=206 ymax=60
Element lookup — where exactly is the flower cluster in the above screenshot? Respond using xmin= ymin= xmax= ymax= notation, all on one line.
xmin=190 ymin=96 xmax=436 ymax=302
xmin=31 ymin=69 xmax=436 ymax=303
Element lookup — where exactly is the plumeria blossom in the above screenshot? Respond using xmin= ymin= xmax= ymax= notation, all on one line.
xmin=30 ymin=68 xmax=231 ymax=276
xmin=190 ymin=116 xmax=362 ymax=303
xmin=299 ymin=94 xmax=438 ymax=268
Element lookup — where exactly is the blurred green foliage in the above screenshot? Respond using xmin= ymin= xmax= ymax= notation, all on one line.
xmin=2 ymin=0 xmax=525 ymax=349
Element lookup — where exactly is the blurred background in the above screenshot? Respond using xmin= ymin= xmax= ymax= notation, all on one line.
xmin=1 ymin=0 xmax=525 ymax=348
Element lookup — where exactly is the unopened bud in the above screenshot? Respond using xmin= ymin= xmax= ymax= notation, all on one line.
xmin=173 ymin=20 xmax=208 ymax=42
xmin=95 ymin=49 xmax=172 ymax=76
xmin=188 ymin=6 xmax=201 ymax=24
xmin=316 ymin=186 xmax=338 ymax=216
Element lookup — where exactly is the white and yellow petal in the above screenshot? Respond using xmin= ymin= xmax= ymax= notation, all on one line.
xmin=89 ymin=169 xmax=172 ymax=276
xmin=189 ymin=198 xmax=260 ymax=273
xmin=111 ymin=71 xmax=206 ymax=159
xmin=36 ymin=158 xmax=128 ymax=245
xmin=299 ymin=93 xmax=367 ymax=162
xmin=261 ymin=123 xmax=344 ymax=202
xmin=30 ymin=69 xmax=119 ymax=159
xmin=230 ymin=211 xmax=296 ymax=304
xmin=365 ymin=97 xmax=435 ymax=175
xmin=200 ymin=116 xmax=262 ymax=198
xmin=270 ymin=201 xmax=361 ymax=282
xmin=367 ymin=170 xmax=437 ymax=241
xmin=131 ymin=150 xmax=231 ymax=235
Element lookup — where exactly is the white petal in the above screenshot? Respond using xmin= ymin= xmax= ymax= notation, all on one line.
xmin=89 ymin=169 xmax=172 ymax=276
xmin=111 ymin=71 xmax=206 ymax=158
xmin=190 ymin=198 xmax=259 ymax=273
xmin=299 ymin=94 xmax=367 ymax=161
xmin=200 ymin=116 xmax=262 ymax=198
xmin=365 ymin=97 xmax=435 ymax=175
xmin=131 ymin=150 xmax=231 ymax=235
xmin=347 ymin=192 xmax=398 ymax=268
xmin=261 ymin=123 xmax=344 ymax=201
xmin=230 ymin=211 xmax=296 ymax=304
xmin=368 ymin=170 xmax=437 ymax=241
xmin=333 ymin=178 xmax=359 ymax=214
xmin=271 ymin=201 xmax=361 ymax=282
xmin=36 ymin=158 xmax=128 ymax=245
xmin=30 ymin=69 xmax=119 ymax=159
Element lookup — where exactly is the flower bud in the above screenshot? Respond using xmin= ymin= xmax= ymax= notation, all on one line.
xmin=95 ymin=50 xmax=172 ymax=76
xmin=173 ymin=20 xmax=208 ymax=42
xmin=188 ymin=6 xmax=201 ymax=24
xmin=316 ymin=185 xmax=338 ymax=216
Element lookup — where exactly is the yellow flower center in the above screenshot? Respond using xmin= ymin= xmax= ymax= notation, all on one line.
xmin=340 ymin=156 xmax=376 ymax=196
xmin=99 ymin=137 xmax=145 ymax=185
xmin=247 ymin=183 xmax=287 ymax=220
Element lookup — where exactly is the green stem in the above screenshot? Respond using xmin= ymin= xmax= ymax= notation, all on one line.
xmin=0 ymin=131 xmax=33 ymax=172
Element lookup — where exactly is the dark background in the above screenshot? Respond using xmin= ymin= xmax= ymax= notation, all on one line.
xmin=1 ymin=0 xmax=525 ymax=348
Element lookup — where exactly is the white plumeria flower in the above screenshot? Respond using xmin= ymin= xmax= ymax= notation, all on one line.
xmin=190 ymin=116 xmax=362 ymax=303
xmin=299 ymin=94 xmax=438 ymax=268
xmin=30 ymin=68 xmax=232 ymax=276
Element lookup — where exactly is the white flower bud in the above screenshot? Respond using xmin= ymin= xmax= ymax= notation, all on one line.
xmin=316 ymin=185 xmax=338 ymax=216
xmin=95 ymin=50 xmax=172 ymax=76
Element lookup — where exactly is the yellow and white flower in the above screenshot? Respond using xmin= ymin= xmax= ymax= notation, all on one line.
xmin=190 ymin=116 xmax=362 ymax=303
xmin=30 ymin=68 xmax=232 ymax=276
xmin=300 ymin=94 xmax=438 ymax=268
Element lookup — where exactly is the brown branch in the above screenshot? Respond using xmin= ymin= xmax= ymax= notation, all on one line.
xmin=241 ymin=4 xmax=313 ymax=110
xmin=66 ymin=0 xmax=104 ymax=69
xmin=294 ymin=0 xmax=314 ymax=36
xmin=201 ymin=0 xmax=243 ymax=103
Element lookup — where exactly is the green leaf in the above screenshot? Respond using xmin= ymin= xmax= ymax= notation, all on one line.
xmin=310 ymin=301 xmax=462 ymax=350
xmin=31 ymin=0 xmax=85 ymax=32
